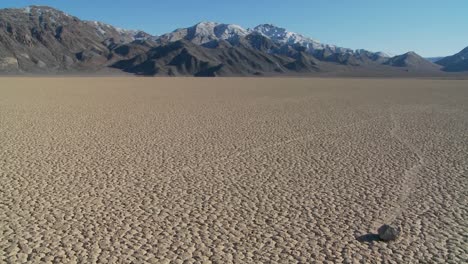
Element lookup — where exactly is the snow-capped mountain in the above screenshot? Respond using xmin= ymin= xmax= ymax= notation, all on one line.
xmin=252 ymin=24 xmax=394 ymax=59
xmin=252 ymin=24 xmax=347 ymax=53
xmin=156 ymin=22 xmax=389 ymax=59
xmin=158 ymin=22 xmax=249 ymax=45
xmin=1 ymin=5 xmax=456 ymax=76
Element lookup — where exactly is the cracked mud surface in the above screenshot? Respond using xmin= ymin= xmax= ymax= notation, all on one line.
xmin=1 ymin=78 xmax=467 ymax=263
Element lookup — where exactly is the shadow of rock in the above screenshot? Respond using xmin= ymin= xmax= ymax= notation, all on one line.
xmin=356 ymin=233 xmax=381 ymax=243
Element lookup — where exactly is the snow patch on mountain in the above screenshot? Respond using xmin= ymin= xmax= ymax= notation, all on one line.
xmin=253 ymin=24 xmax=320 ymax=46
xmin=252 ymin=24 xmax=354 ymax=54
xmin=160 ymin=21 xmax=249 ymax=45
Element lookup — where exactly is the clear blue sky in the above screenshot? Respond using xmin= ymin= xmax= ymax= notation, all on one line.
xmin=1 ymin=0 xmax=467 ymax=57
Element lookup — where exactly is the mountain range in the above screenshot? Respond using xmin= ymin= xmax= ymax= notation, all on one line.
xmin=0 ymin=5 xmax=467 ymax=76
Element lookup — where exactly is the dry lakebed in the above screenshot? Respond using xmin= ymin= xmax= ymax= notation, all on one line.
xmin=1 ymin=78 xmax=467 ymax=263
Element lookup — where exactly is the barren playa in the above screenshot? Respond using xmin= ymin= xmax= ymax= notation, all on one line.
xmin=1 ymin=78 xmax=467 ymax=263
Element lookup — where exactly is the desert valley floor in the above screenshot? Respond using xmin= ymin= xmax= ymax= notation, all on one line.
xmin=0 ymin=78 xmax=467 ymax=263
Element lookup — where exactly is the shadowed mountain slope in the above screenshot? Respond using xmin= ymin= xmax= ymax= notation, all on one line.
xmin=436 ymin=47 xmax=468 ymax=72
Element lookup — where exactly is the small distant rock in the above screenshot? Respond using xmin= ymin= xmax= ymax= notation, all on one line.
xmin=378 ymin=224 xmax=400 ymax=242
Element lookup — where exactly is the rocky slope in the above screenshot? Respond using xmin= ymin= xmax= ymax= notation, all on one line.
xmin=0 ymin=6 xmax=150 ymax=73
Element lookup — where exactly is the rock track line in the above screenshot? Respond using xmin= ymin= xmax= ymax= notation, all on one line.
xmin=372 ymin=108 xmax=426 ymax=231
